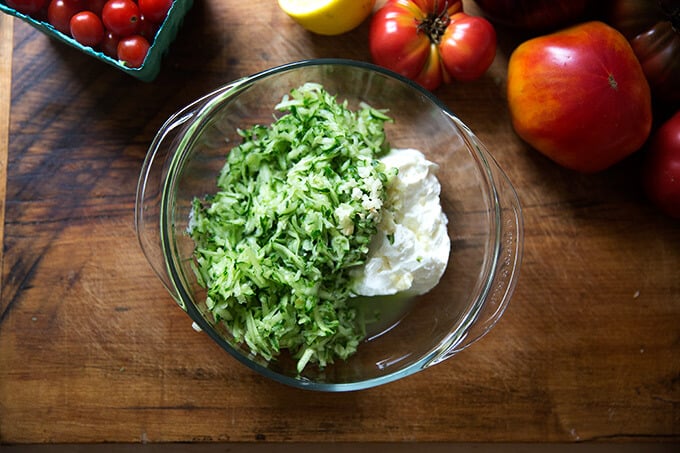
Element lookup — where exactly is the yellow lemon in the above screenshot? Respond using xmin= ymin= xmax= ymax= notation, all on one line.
xmin=278 ymin=0 xmax=376 ymax=36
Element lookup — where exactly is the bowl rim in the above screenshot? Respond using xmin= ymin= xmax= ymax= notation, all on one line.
xmin=158 ymin=58 xmax=516 ymax=392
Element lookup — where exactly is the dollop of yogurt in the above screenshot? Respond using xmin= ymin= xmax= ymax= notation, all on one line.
xmin=351 ymin=148 xmax=450 ymax=297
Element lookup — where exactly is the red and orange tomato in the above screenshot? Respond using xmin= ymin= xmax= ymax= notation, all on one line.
xmin=507 ymin=21 xmax=653 ymax=173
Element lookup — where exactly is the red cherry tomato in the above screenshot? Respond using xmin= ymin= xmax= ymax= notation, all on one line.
xmin=369 ymin=0 xmax=496 ymax=90
xmin=85 ymin=0 xmax=107 ymax=15
xmin=69 ymin=10 xmax=104 ymax=47
xmin=644 ymin=111 xmax=680 ymax=219
xmin=138 ymin=14 xmax=160 ymax=42
xmin=138 ymin=0 xmax=172 ymax=24
xmin=117 ymin=34 xmax=150 ymax=68
xmin=6 ymin=0 xmax=48 ymax=15
xmin=101 ymin=30 xmax=120 ymax=58
xmin=102 ymin=0 xmax=140 ymax=37
xmin=47 ymin=0 xmax=84 ymax=35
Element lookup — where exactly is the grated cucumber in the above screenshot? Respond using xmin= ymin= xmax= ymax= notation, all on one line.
xmin=188 ymin=83 xmax=395 ymax=373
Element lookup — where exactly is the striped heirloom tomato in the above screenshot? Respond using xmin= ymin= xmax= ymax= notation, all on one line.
xmin=369 ymin=0 xmax=496 ymax=90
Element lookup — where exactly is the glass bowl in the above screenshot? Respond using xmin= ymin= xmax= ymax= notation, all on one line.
xmin=135 ymin=59 xmax=523 ymax=391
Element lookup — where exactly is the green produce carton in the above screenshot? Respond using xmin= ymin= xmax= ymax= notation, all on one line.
xmin=0 ymin=0 xmax=193 ymax=82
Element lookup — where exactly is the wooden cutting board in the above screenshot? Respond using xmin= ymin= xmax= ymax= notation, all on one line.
xmin=0 ymin=0 xmax=678 ymax=445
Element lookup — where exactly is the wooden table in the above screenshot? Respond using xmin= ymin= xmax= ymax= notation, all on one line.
xmin=1 ymin=0 xmax=678 ymax=446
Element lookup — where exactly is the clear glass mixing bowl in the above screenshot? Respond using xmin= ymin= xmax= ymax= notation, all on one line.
xmin=135 ymin=59 xmax=523 ymax=391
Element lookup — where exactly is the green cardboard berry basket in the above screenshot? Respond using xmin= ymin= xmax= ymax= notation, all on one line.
xmin=0 ymin=0 xmax=193 ymax=82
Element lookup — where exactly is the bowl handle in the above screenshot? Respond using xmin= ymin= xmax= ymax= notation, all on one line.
xmin=134 ymin=79 xmax=248 ymax=309
xmin=431 ymin=131 xmax=524 ymax=365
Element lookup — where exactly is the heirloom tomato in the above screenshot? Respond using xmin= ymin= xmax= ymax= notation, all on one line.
xmin=507 ymin=21 xmax=652 ymax=173
xmin=605 ymin=0 xmax=680 ymax=106
xmin=473 ymin=0 xmax=590 ymax=32
xmin=644 ymin=111 xmax=680 ymax=219
xmin=369 ymin=0 xmax=497 ymax=90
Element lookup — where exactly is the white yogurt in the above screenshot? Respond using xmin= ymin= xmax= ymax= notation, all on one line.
xmin=351 ymin=148 xmax=450 ymax=297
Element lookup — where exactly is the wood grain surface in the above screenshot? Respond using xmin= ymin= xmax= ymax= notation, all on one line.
xmin=0 ymin=12 xmax=12 ymax=283
xmin=1 ymin=0 xmax=679 ymax=445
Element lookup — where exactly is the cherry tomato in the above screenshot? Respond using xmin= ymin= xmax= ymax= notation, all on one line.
xmin=644 ymin=111 xmax=680 ymax=219
xmin=369 ymin=0 xmax=496 ymax=90
xmin=85 ymin=0 xmax=108 ymax=15
xmin=101 ymin=30 xmax=120 ymax=58
xmin=102 ymin=0 xmax=140 ymax=37
xmin=47 ymin=0 xmax=84 ymax=35
xmin=117 ymin=34 xmax=150 ymax=68
xmin=138 ymin=0 xmax=172 ymax=24
xmin=69 ymin=10 xmax=104 ymax=47
xmin=6 ymin=0 xmax=48 ymax=15
xmin=138 ymin=14 xmax=160 ymax=42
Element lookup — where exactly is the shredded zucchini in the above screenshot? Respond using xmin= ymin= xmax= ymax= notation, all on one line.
xmin=188 ymin=83 xmax=395 ymax=373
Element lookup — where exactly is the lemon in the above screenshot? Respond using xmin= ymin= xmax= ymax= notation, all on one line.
xmin=279 ymin=0 xmax=376 ymax=36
